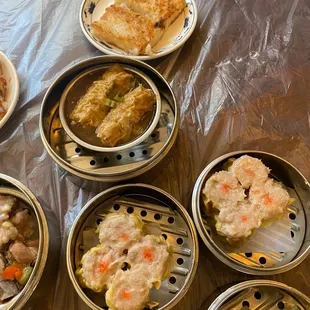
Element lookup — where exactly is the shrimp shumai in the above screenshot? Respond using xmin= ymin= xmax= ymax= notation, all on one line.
xmin=202 ymin=155 xmax=293 ymax=242
xmin=76 ymin=213 xmax=173 ymax=310
xmin=98 ymin=213 xmax=144 ymax=253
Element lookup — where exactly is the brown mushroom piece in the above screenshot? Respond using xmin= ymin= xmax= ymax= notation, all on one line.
xmin=0 ymin=280 xmax=19 ymax=301
xmin=0 ymin=254 xmax=6 ymax=276
xmin=9 ymin=242 xmax=37 ymax=265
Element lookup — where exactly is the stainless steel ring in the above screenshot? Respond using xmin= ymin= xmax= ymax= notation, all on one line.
xmin=40 ymin=56 xmax=179 ymax=182
xmin=192 ymin=150 xmax=310 ymax=275
xmin=206 ymin=280 xmax=310 ymax=309
xmin=67 ymin=183 xmax=199 ymax=310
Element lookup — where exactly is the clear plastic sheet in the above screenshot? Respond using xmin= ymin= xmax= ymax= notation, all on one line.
xmin=1 ymin=0 xmax=310 ymax=309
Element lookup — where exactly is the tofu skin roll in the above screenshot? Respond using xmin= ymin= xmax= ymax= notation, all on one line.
xmin=96 ymin=84 xmax=156 ymax=146
xmin=70 ymin=65 xmax=134 ymax=127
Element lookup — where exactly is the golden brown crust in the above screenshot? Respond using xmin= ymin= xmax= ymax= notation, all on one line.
xmin=96 ymin=85 xmax=156 ymax=146
xmin=70 ymin=65 xmax=134 ymax=127
xmin=91 ymin=5 xmax=160 ymax=55
xmin=90 ymin=0 xmax=186 ymax=55
xmin=115 ymin=0 xmax=186 ymax=28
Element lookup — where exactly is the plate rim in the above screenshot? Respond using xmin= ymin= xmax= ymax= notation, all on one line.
xmin=0 ymin=51 xmax=20 ymax=130
xmin=79 ymin=0 xmax=198 ymax=60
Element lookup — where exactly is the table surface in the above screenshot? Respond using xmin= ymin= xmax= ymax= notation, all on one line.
xmin=1 ymin=0 xmax=310 ymax=309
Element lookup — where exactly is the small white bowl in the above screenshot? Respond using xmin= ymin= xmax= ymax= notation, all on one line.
xmin=80 ymin=0 xmax=198 ymax=60
xmin=0 ymin=51 xmax=19 ymax=130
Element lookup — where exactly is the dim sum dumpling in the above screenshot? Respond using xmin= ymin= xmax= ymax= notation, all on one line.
xmin=98 ymin=213 xmax=144 ymax=253
xmin=230 ymin=155 xmax=270 ymax=188
xmin=76 ymin=245 xmax=125 ymax=292
xmin=202 ymin=171 xmax=245 ymax=208
xmin=105 ymin=269 xmax=151 ymax=310
xmin=127 ymin=235 xmax=172 ymax=289
xmin=249 ymin=179 xmax=290 ymax=220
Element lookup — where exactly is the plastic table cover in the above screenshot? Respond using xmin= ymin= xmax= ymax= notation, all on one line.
xmin=1 ymin=0 xmax=310 ymax=309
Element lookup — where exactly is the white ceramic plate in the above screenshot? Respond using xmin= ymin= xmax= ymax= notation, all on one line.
xmin=0 ymin=51 xmax=19 ymax=130
xmin=80 ymin=0 xmax=198 ymax=60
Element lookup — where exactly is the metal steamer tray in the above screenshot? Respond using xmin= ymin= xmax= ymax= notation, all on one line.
xmin=67 ymin=184 xmax=199 ymax=310
xmin=192 ymin=151 xmax=310 ymax=275
xmin=0 ymin=174 xmax=60 ymax=310
xmin=205 ymin=280 xmax=310 ymax=310
xmin=40 ymin=56 xmax=179 ymax=182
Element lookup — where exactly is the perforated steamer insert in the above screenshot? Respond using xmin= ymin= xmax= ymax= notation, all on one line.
xmin=206 ymin=280 xmax=310 ymax=310
xmin=67 ymin=184 xmax=199 ymax=310
xmin=192 ymin=151 xmax=310 ymax=275
xmin=40 ymin=56 xmax=179 ymax=182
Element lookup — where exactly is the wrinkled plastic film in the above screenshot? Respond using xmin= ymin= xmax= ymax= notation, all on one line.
xmin=1 ymin=0 xmax=310 ymax=309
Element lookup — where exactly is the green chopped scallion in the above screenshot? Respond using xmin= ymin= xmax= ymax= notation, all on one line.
xmin=114 ymin=93 xmax=123 ymax=102
xmin=130 ymin=79 xmax=136 ymax=89
xmin=105 ymin=99 xmax=118 ymax=108
xmin=18 ymin=266 xmax=33 ymax=285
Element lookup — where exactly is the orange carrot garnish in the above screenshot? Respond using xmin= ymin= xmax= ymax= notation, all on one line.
xmin=120 ymin=232 xmax=129 ymax=240
xmin=142 ymin=247 xmax=153 ymax=262
xmin=220 ymin=183 xmax=230 ymax=193
xmin=121 ymin=289 xmax=132 ymax=300
xmin=98 ymin=261 xmax=109 ymax=273
xmin=2 ymin=264 xmax=23 ymax=280
xmin=241 ymin=215 xmax=248 ymax=222
xmin=264 ymin=194 xmax=273 ymax=205
xmin=245 ymin=169 xmax=255 ymax=177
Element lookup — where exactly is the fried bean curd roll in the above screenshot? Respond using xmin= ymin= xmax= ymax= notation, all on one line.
xmin=101 ymin=64 xmax=135 ymax=97
xmin=70 ymin=65 xmax=134 ymax=127
xmin=96 ymin=84 xmax=156 ymax=146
